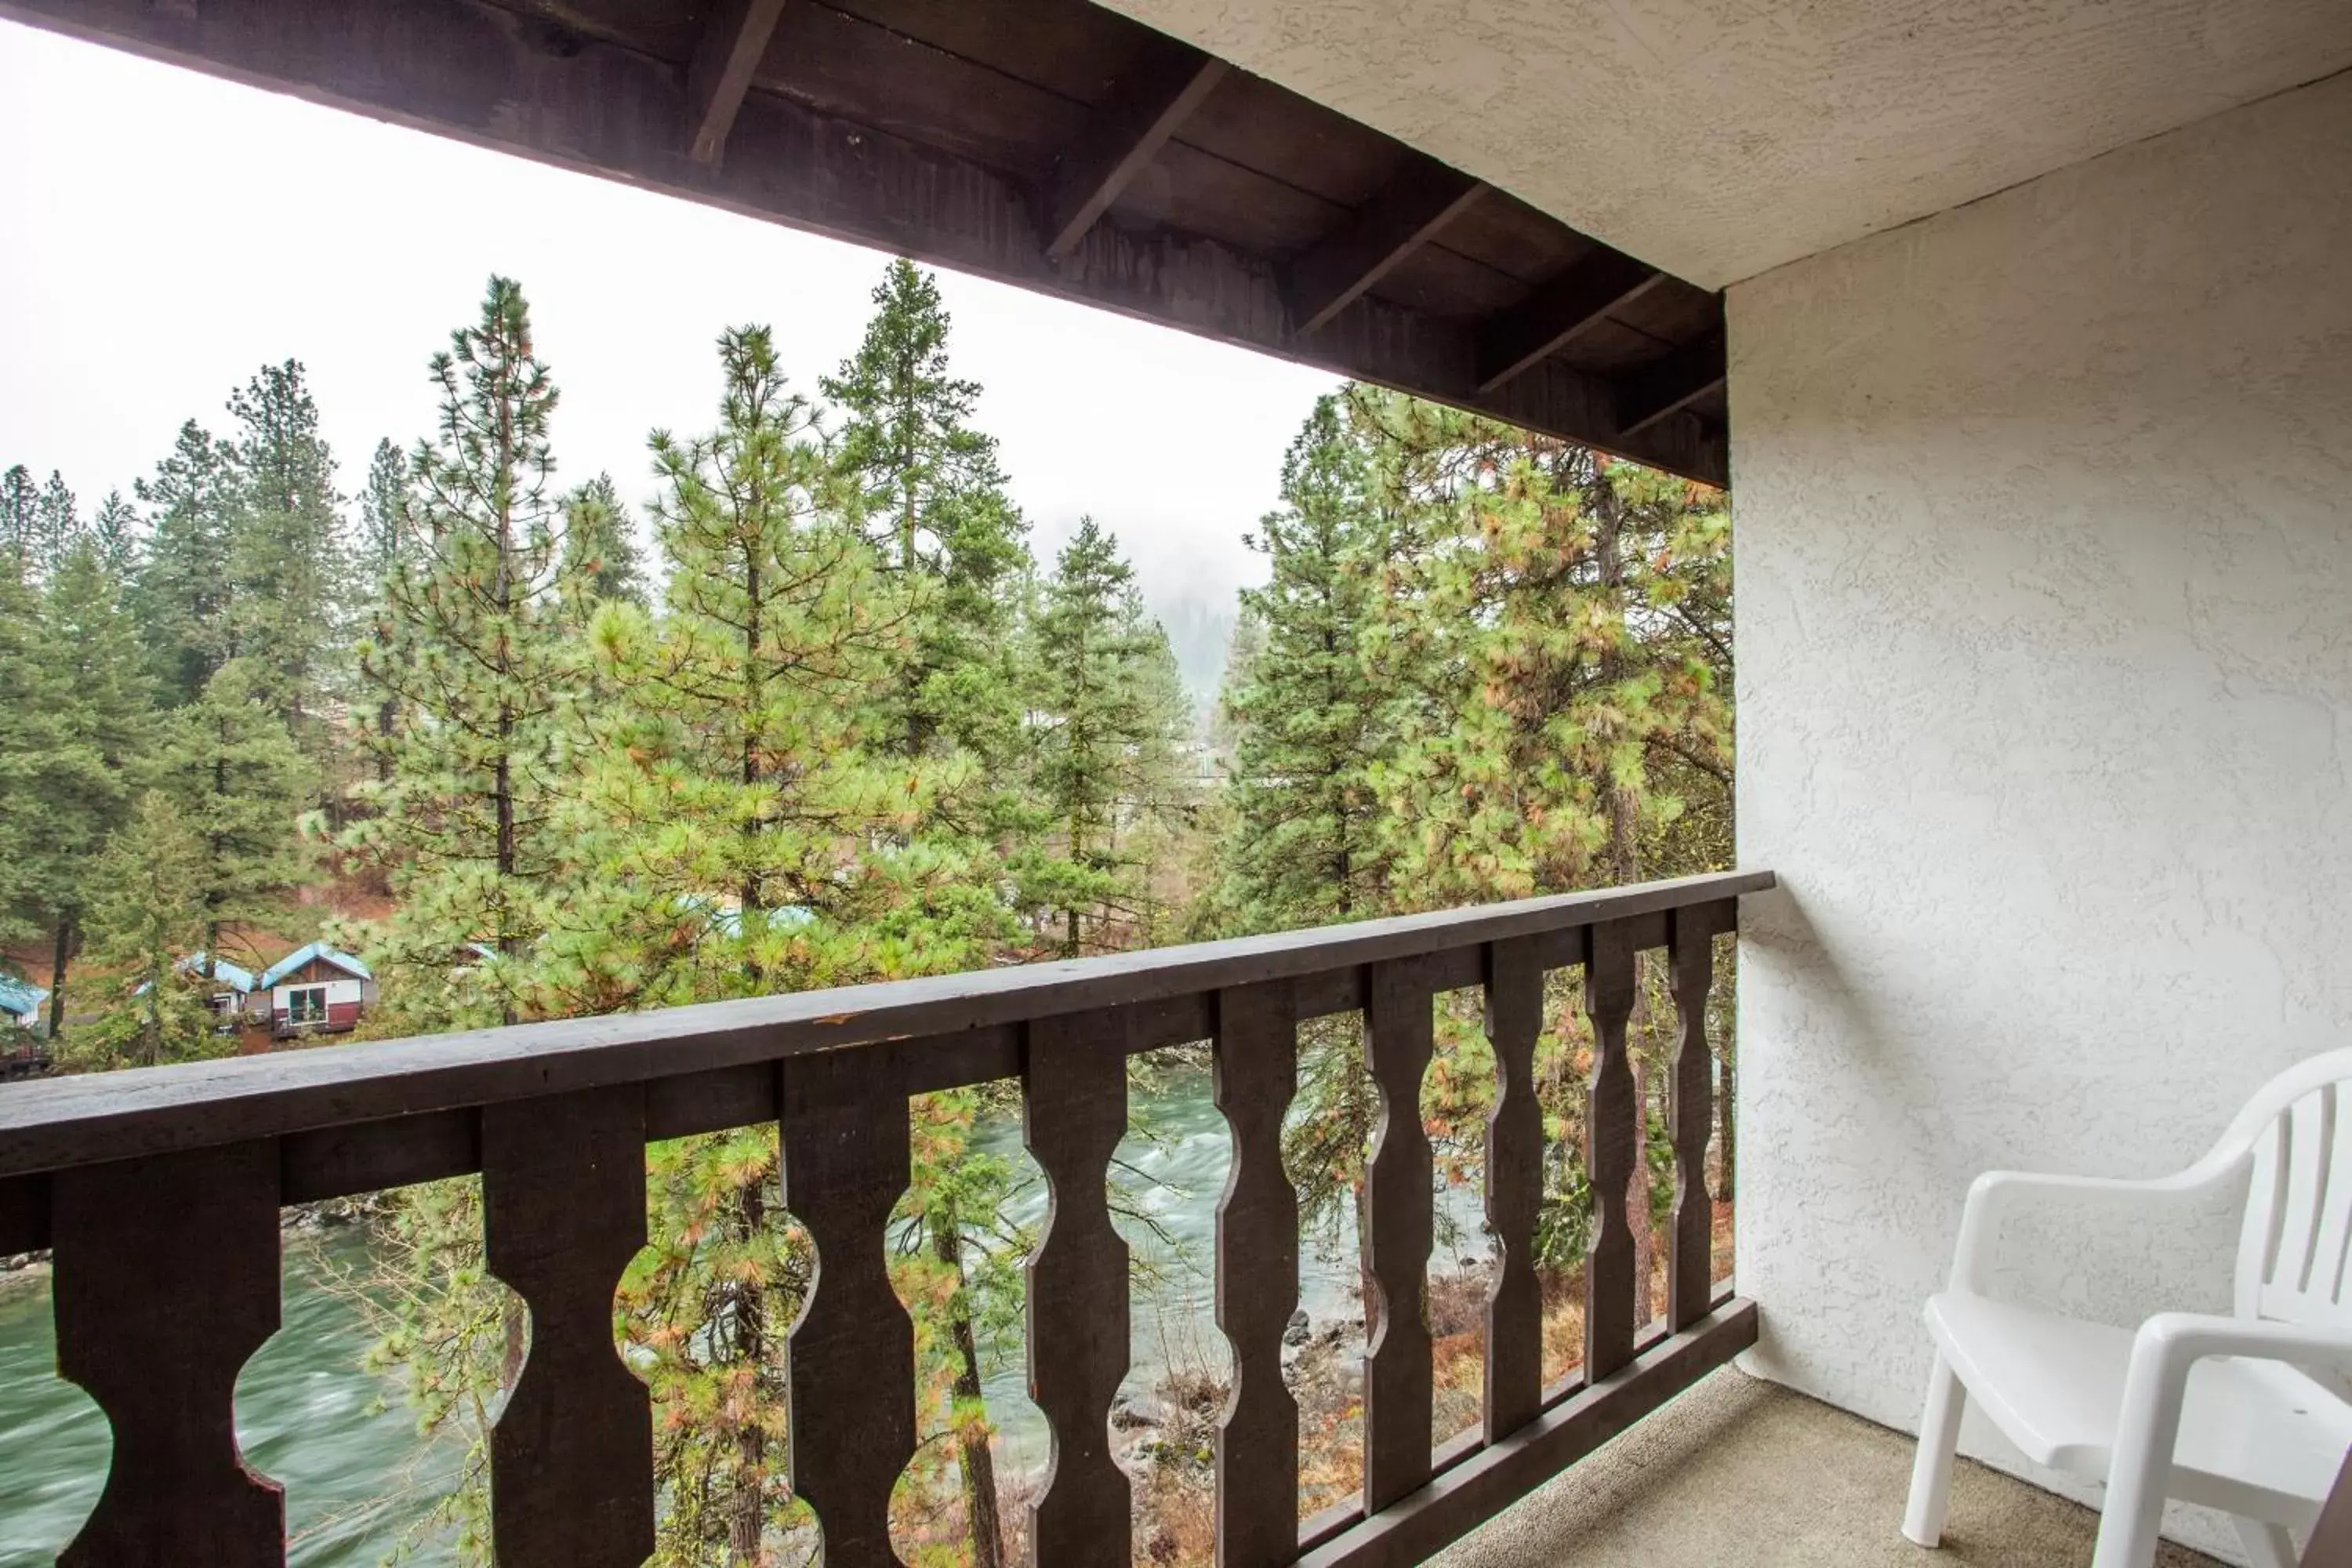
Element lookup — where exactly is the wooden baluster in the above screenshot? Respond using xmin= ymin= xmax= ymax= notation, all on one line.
xmin=1483 ymin=937 xmax=1544 ymax=1441
xmin=53 ymin=1142 xmax=283 ymax=1567
xmin=782 ymin=1060 xmax=915 ymax=1568
xmin=481 ymin=1087 xmax=654 ymax=1568
xmin=1213 ymin=981 xmax=1300 ymax=1567
xmin=1363 ymin=960 xmax=1435 ymax=1511
xmin=1024 ymin=1008 xmax=1133 ymax=1566
xmin=1667 ymin=910 xmax=1718 ymax=1330
xmin=1583 ymin=920 xmax=1639 ymax=1381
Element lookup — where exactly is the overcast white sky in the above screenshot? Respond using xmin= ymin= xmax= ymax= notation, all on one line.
xmin=0 ymin=19 xmax=1338 ymax=609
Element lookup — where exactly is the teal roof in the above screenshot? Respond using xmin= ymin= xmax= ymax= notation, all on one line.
xmin=0 ymin=976 xmax=49 ymax=1019
xmin=259 ymin=942 xmax=373 ymax=990
xmin=183 ymin=952 xmax=257 ymax=993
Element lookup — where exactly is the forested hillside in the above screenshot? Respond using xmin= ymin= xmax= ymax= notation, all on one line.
xmin=0 ymin=258 xmax=1732 ymax=1565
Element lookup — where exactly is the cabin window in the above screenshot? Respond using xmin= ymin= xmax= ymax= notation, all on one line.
xmin=287 ymin=985 xmax=328 ymax=1025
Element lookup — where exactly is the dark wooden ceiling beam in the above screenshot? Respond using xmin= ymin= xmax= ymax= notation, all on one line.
xmin=1475 ymin=249 xmax=1664 ymax=392
xmin=686 ymin=0 xmax=787 ymax=166
xmin=1044 ymin=42 xmax=1229 ymax=260
xmin=0 ymin=0 xmax=1726 ymax=486
xmin=1288 ymin=160 xmax=1486 ymax=334
xmin=1615 ymin=328 xmax=1726 ymax=437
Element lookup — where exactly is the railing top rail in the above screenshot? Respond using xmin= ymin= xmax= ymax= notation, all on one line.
xmin=0 ymin=869 xmax=1769 ymax=1181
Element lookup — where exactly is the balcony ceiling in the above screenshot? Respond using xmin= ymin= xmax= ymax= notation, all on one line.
xmin=1094 ymin=0 xmax=2352 ymax=290
xmin=0 ymin=0 xmax=1737 ymax=485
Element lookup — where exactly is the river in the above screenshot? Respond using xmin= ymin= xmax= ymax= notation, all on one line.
xmin=0 ymin=1064 xmax=1483 ymax=1564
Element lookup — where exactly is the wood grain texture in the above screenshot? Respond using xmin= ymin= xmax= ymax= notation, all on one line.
xmin=1212 ymin=981 xmax=1301 ymax=1568
xmin=1294 ymin=1299 xmax=1759 ymax=1567
xmin=1582 ymin=920 xmax=1639 ymax=1381
xmin=52 ymin=1142 xmax=282 ymax=1567
xmin=782 ymin=1054 xmax=916 ymax=1568
xmin=0 ymin=871 xmax=1770 ymax=1183
xmin=1481 ymin=937 xmax=1545 ymax=1442
xmin=1667 ymin=911 xmax=1718 ymax=1330
xmin=686 ymin=0 xmax=788 ymax=165
xmin=1046 ymin=40 xmax=1229 ymax=257
xmin=1363 ymin=959 xmax=1436 ymax=1511
xmin=1023 ymin=1008 xmax=1133 ymax=1566
xmin=1475 ymin=248 xmax=1664 ymax=391
xmin=0 ymin=0 xmax=1730 ymax=486
xmin=481 ymin=1087 xmax=654 ymax=1568
xmin=1290 ymin=159 xmax=1488 ymax=332
xmin=1617 ymin=328 xmax=1727 ymax=437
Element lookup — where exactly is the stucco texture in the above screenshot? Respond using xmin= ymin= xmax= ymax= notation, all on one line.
xmin=1094 ymin=0 xmax=2352 ymax=289
xmin=1729 ymin=68 xmax=2352 ymax=1558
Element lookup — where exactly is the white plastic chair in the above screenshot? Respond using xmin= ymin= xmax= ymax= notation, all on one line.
xmin=1901 ymin=1047 xmax=2352 ymax=1568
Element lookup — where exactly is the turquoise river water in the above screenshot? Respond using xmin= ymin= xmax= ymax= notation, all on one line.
xmin=0 ymin=1066 xmax=1482 ymax=1564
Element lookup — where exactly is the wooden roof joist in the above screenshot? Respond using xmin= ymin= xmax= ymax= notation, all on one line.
xmin=0 ymin=0 xmax=1731 ymax=486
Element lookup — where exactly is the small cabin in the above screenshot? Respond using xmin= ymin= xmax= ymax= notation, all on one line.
xmin=255 ymin=943 xmax=376 ymax=1038
xmin=0 ymin=975 xmax=46 ymax=1032
xmin=180 ymin=952 xmax=257 ymax=1033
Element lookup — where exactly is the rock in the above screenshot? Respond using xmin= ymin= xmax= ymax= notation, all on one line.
xmin=1111 ymin=1395 xmax=1166 ymax=1431
xmin=1282 ymin=1308 xmax=1311 ymax=1346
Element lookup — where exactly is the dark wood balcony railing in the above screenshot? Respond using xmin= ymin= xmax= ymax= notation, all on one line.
xmin=0 ymin=869 xmax=1772 ymax=1567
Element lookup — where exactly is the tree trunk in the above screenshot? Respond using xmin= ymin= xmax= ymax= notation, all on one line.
xmin=931 ymin=1220 xmax=1004 ymax=1568
xmin=1719 ymin=1048 xmax=1737 ymax=1204
xmin=1627 ymin=1054 xmax=1654 ymax=1327
xmin=46 ymin=917 xmax=68 ymax=1040
xmin=728 ymin=1182 xmax=770 ymax=1566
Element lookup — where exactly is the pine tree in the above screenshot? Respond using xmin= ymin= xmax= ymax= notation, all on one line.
xmin=89 ymin=492 xmax=139 ymax=575
xmin=554 ymin=325 xmax=1018 ymax=1563
xmin=356 ymin=438 xmax=415 ymax=778
xmin=31 ymin=471 xmax=79 ymax=577
xmin=73 ymin=790 xmax=218 ymax=1070
xmin=350 ymin=275 xmax=582 ymax=1029
xmin=16 ymin=535 xmax=157 ymax=1034
xmin=130 ymin=420 xmax=239 ymax=706
xmin=225 ymin=360 xmax=350 ymax=739
xmin=1209 ymin=393 xmax=1391 ymax=935
xmin=822 ymin=259 xmax=1029 ymax=766
xmin=0 ymin=466 xmax=36 ymax=580
xmin=157 ymin=657 xmax=319 ymax=956
xmin=560 ymin=472 xmax=648 ymax=612
xmin=1023 ymin=517 xmax=1190 ymax=956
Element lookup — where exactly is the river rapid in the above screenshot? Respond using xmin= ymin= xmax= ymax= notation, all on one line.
xmin=0 ymin=1064 xmax=1483 ymax=1564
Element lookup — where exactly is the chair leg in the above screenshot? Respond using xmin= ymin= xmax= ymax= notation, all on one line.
xmin=2231 ymin=1516 xmax=2297 ymax=1568
xmin=2089 ymin=1347 xmax=2192 ymax=1568
xmin=1903 ymin=1355 xmax=1967 ymax=1548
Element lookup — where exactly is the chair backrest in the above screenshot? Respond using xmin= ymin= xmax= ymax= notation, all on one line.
xmin=2238 ymin=1051 xmax=2352 ymax=1327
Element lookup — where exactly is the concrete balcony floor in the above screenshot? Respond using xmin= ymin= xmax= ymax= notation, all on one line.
xmin=1431 ymin=1368 xmax=2225 ymax=1568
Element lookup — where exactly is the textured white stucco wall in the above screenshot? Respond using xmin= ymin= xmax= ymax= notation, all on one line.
xmin=1730 ymin=68 xmax=2352 ymax=1553
xmin=1098 ymin=0 xmax=2352 ymax=289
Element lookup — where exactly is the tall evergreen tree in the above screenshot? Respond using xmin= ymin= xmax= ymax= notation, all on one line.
xmin=89 ymin=491 xmax=139 ymax=575
xmin=560 ymin=472 xmax=648 ymax=612
xmin=225 ymin=359 xmax=349 ymax=738
xmin=130 ymin=419 xmax=239 ymax=706
xmin=18 ymin=535 xmax=156 ymax=1034
xmin=350 ymin=275 xmax=580 ymax=1027
xmin=73 ymin=789 xmax=218 ymax=1070
xmin=0 ymin=466 xmax=36 ymax=580
xmin=1024 ymin=516 xmax=1190 ymax=956
xmin=1209 ymin=394 xmax=1392 ymax=935
xmin=356 ymin=437 xmax=415 ymax=778
xmin=157 ymin=656 xmax=320 ymax=956
xmin=822 ymin=259 xmax=1029 ymax=765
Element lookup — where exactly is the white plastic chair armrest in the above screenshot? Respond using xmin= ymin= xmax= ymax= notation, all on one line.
xmin=2129 ymin=1312 xmax=2352 ymax=1377
xmin=2095 ymin=1313 xmax=2352 ymax=1568
xmin=1950 ymin=1160 xmax=2245 ymax=1294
